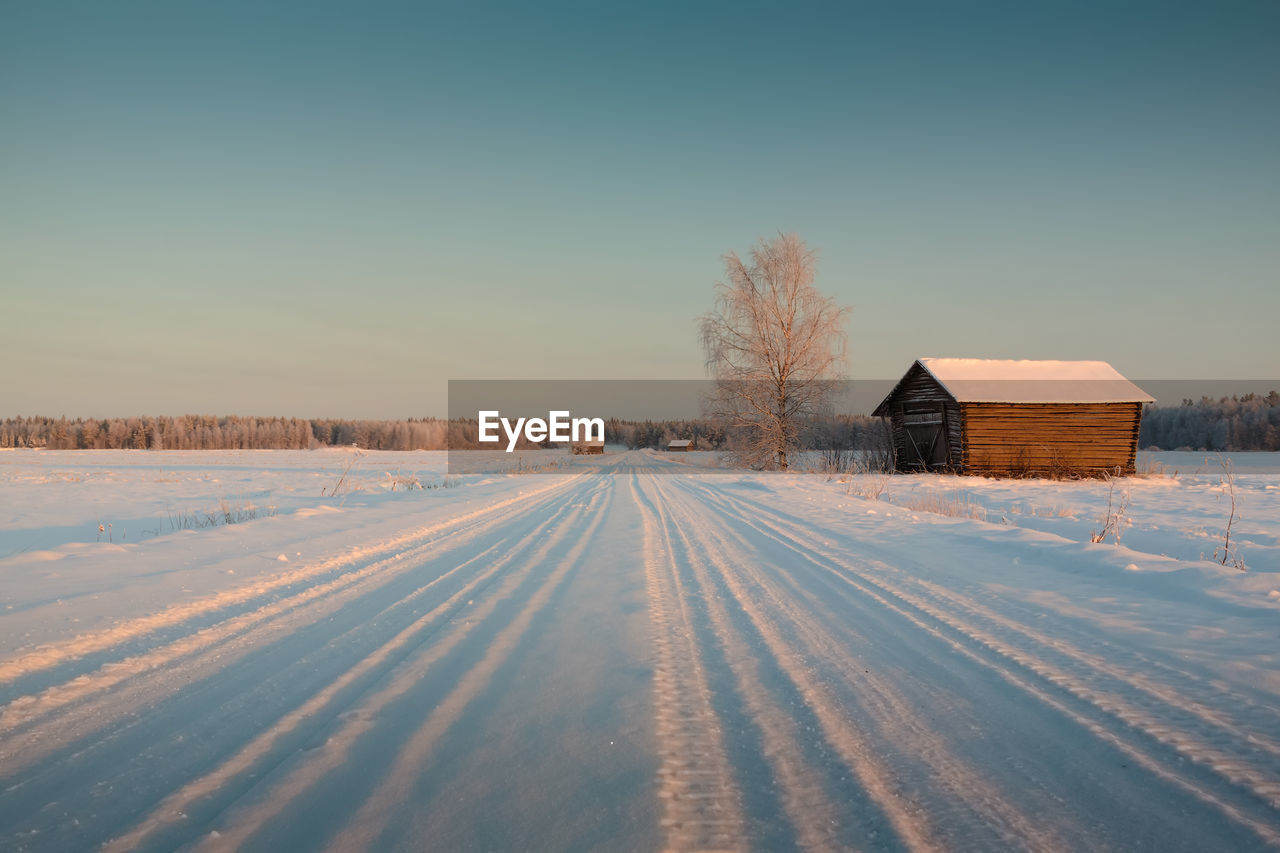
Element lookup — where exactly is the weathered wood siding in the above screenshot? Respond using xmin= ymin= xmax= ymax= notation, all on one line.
xmin=884 ymin=363 xmax=962 ymax=470
xmin=959 ymin=402 xmax=1143 ymax=475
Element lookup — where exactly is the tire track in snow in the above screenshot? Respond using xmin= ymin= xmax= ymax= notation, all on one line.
xmin=181 ymin=478 xmax=609 ymax=852
xmin=659 ymin=475 xmax=1067 ymax=852
xmin=630 ymin=475 xmax=749 ymax=853
xmin=722 ymin=485 xmax=1280 ymax=768
xmin=2 ymin=478 xmax=596 ymax=852
xmin=707 ymin=485 xmax=1280 ymax=805
xmin=714 ymin=483 xmax=1280 ymax=756
xmin=907 ymin=573 xmax=1280 ymax=761
xmin=938 ymin=582 xmax=1280 ymax=755
xmin=637 ymin=475 xmax=860 ymax=852
xmin=645 ymin=477 xmax=946 ymax=850
xmin=695 ymin=481 xmax=1280 ymax=847
xmin=0 ymin=475 xmax=587 ymax=776
xmin=0 ymin=474 xmax=585 ymax=687
xmin=323 ymin=483 xmax=613 ymax=852
xmin=661 ymin=476 xmax=1067 ymax=852
xmin=99 ymin=540 xmax=511 ymax=853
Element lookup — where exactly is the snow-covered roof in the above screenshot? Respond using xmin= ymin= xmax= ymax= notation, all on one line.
xmin=667 ymin=439 xmax=693 ymax=447
xmin=882 ymin=358 xmax=1154 ymax=407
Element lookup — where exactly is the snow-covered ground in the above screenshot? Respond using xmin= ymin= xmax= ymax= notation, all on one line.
xmin=1 ymin=449 xmax=1279 ymax=850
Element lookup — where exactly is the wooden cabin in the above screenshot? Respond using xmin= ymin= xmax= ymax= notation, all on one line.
xmin=571 ymin=440 xmax=605 ymax=455
xmin=872 ymin=358 xmax=1153 ymax=476
xmin=667 ymin=439 xmax=694 ymax=452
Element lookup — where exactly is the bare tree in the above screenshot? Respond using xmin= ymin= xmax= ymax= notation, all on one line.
xmin=700 ymin=233 xmax=850 ymax=469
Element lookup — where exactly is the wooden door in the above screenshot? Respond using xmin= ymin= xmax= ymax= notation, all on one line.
xmin=901 ymin=405 xmax=949 ymax=469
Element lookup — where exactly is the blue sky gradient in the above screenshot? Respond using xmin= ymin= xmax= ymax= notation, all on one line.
xmin=2 ymin=1 xmax=1276 ymax=417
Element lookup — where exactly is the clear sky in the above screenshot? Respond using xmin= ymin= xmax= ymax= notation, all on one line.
xmin=2 ymin=1 xmax=1276 ymax=418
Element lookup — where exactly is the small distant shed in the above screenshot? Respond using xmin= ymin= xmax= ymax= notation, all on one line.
xmin=872 ymin=358 xmax=1153 ymax=476
xmin=571 ymin=440 xmax=605 ymax=455
xmin=667 ymin=439 xmax=694 ymax=452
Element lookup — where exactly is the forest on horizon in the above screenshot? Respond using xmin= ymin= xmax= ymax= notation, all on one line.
xmin=2 ymin=392 xmax=1277 ymax=453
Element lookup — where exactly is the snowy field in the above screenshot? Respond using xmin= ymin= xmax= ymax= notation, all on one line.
xmin=2 ymin=448 xmax=1279 ymax=850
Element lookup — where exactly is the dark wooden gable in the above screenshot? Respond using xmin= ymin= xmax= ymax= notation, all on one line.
xmin=873 ymin=361 xmax=963 ymax=470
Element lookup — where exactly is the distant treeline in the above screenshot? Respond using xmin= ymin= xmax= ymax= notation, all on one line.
xmin=5 ymin=394 xmax=1276 ymax=452
xmin=0 ymin=415 xmax=447 ymax=450
xmin=603 ymin=415 xmax=889 ymax=452
xmin=1139 ymin=392 xmax=1280 ymax=452
xmin=0 ymin=415 xmax=611 ymax=451
xmin=2 ymin=413 xmax=890 ymax=453
xmin=604 ymin=418 xmax=724 ymax=449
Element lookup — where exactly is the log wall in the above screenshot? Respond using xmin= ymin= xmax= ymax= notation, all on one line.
xmin=959 ymin=402 xmax=1143 ymax=476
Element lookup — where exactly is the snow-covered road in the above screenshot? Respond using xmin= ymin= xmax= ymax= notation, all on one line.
xmin=2 ymin=450 xmax=1279 ymax=851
